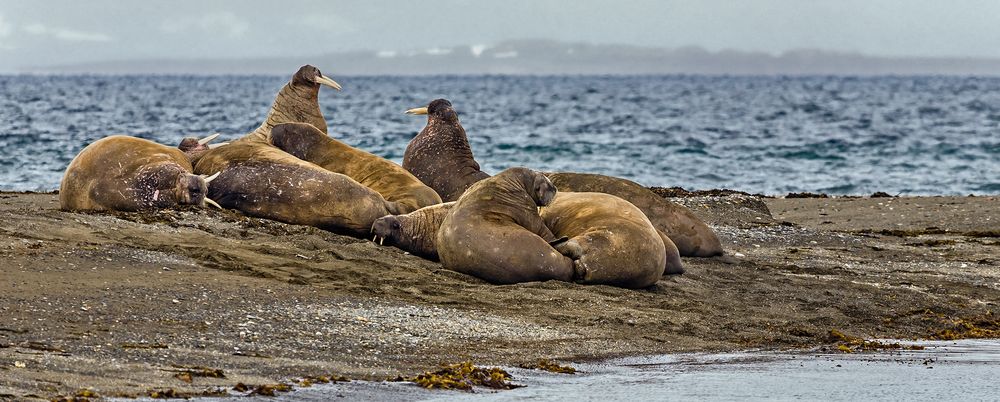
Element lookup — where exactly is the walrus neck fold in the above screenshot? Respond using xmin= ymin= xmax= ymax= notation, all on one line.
xmin=244 ymin=81 xmax=326 ymax=144
xmin=478 ymin=174 xmax=538 ymax=216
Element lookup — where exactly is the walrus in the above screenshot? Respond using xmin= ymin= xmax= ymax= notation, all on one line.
xmin=544 ymin=172 xmax=724 ymax=257
xmin=192 ymin=140 xmax=401 ymax=236
xmin=370 ymin=202 xmax=455 ymax=260
xmin=60 ymin=135 xmax=221 ymax=211
xmin=437 ymin=167 xmax=574 ymax=284
xmin=371 ymin=192 xmax=683 ymax=280
xmin=241 ymin=64 xmax=341 ymax=144
xmin=540 ymin=192 xmax=677 ymax=288
xmin=402 ymin=99 xmax=490 ymax=202
xmin=397 ymin=99 xmax=722 ymax=256
xmin=271 ymin=122 xmax=442 ymax=213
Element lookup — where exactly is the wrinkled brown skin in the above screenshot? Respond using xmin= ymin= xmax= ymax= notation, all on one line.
xmin=60 ymin=136 xmax=207 ymax=212
xmin=241 ymin=65 xmax=331 ymax=144
xmin=272 ymin=122 xmax=442 ymax=213
xmin=370 ymin=202 xmax=456 ymax=261
xmin=403 ymin=99 xmax=490 ymax=202
xmin=437 ymin=167 xmax=573 ymax=284
xmin=544 ymin=172 xmax=724 ymax=257
xmin=193 ymin=142 xmax=398 ymax=236
xmin=541 ymin=192 xmax=672 ymax=288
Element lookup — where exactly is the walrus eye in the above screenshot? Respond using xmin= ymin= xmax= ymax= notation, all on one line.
xmin=392 ymin=221 xmax=401 ymax=229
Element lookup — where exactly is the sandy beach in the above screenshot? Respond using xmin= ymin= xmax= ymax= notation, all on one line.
xmin=1 ymin=191 xmax=998 ymax=400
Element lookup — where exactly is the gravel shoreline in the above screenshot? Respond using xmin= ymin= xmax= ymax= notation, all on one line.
xmin=1 ymin=192 xmax=998 ymax=400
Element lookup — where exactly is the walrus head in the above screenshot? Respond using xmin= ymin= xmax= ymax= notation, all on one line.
xmin=291 ymin=65 xmax=343 ymax=91
xmin=178 ymin=133 xmax=228 ymax=163
xmin=176 ymin=172 xmax=223 ymax=209
xmin=370 ymin=215 xmax=402 ymax=247
xmin=405 ymin=98 xmax=459 ymax=122
xmin=134 ymin=164 xmax=221 ymax=209
xmin=498 ymin=167 xmax=558 ymax=207
xmin=531 ymin=172 xmax=558 ymax=206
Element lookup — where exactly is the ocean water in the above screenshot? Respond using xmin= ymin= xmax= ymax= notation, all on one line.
xmin=1 ymin=74 xmax=998 ymax=195
xmin=157 ymin=339 xmax=1000 ymax=401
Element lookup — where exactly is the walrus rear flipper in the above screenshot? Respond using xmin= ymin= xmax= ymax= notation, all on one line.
xmin=552 ymin=239 xmax=584 ymax=260
xmin=657 ymin=230 xmax=685 ymax=275
xmin=547 ymin=236 xmax=570 ymax=246
xmin=384 ymin=200 xmax=405 ymax=216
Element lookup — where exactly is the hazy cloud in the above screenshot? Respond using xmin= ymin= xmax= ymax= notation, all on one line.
xmin=160 ymin=12 xmax=250 ymax=38
xmin=21 ymin=23 xmax=112 ymax=42
xmin=2 ymin=1 xmax=1000 ymax=73
xmin=296 ymin=14 xmax=357 ymax=35
xmin=0 ymin=14 xmax=14 ymax=49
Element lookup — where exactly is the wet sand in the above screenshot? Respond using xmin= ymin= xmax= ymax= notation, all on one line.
xmin=1 ymin=191 xmax=998 ymax=400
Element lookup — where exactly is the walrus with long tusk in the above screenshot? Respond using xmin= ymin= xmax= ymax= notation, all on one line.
xmin=540 ymin=192 xmax=680 ymax=288
xmin=271 ymin=122 xmax=442 ymax=213
xmin=192 ymin=140 xmax=402 ymax=236
xmin=240 ymin=64 xmax=342 ymax=144
xmin=60 ymin=135 xmax=222 ymax=211
xmin=370 ymin=202 xmax=455 ymax=260
xmin=436 ymin=167 xmax=574 ymax=284
xmin=186 ymin=66 xmax=402 ymax=235
xmin=402 ymin=99 xmax=490 ymax=202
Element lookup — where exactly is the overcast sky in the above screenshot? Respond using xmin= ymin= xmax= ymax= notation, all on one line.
xmin=1 ymin=0 xmax=999 ymax=73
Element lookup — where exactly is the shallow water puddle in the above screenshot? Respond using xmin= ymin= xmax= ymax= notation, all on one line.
xmin=172 ymin=339 xmax=1000 ymax=401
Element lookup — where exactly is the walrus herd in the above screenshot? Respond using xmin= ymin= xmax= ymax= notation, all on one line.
xmin=60 ymin=64 xmax=724 ymax=289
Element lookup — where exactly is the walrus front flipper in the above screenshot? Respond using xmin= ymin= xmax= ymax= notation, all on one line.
xmin=656 ymin=229 xmax=685 ymax=275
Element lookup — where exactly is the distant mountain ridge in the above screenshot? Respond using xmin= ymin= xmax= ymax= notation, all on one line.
xmin=24 ymin=39 xmax=1000 ymax=76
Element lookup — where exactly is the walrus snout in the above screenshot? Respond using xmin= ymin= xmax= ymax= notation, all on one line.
xmin=292 ymin=65 xmax=342 ymax=91
xmin=404 ymin=99 xmax=458 ymax=121
xmin=181 ymin=174 xmax=208 ymax=206
xmin=370 ymin=216 xmax=401 ymax=246
xmin=180 ymin=173 xmax=222 ymax=209
xmin=533 ymin=174 xmax=558 ymax=206
xmin=178 ymin=133 xmax=227 ymax=163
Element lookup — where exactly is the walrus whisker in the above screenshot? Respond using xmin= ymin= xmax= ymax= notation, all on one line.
xmin=207 ymin=142 xmax=229 ymax=149
xmin=197 ymin=133 xmax=221 ymax=145
xmin=202 ymin=172 xmax=221 ymax=184
xmin=314 ymin=75 xmax=342 ymax=91
xmin=204 ymin=198 xmax=222 ymax=209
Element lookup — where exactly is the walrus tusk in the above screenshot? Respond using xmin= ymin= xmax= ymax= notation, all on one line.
xmin=314 ymin=74 xmax=342 ymax=91
xmin=373 ymin=235 xmax=378 ymax=242
xmin=202 ymin=172 xmax=221 ymax=183
xmin=197 ymin=133 xmax=221 ymax=145
xmin=207 ymin=142 xmax=229 ymax=149
xmin=404 ymin=106 xmax=429 ymax=115
xmin=204 ymin=198 xmax=222 ymax=209
xmin=380 ymin=237 xmax=384 ymax=246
